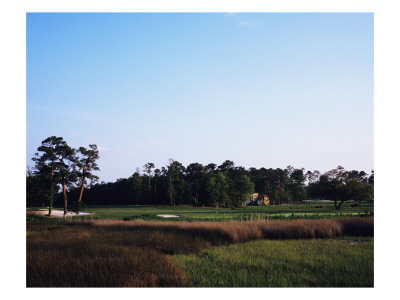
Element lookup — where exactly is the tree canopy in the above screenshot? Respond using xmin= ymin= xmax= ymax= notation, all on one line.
xmin=28 ymin=138 xmax=373 ymax=210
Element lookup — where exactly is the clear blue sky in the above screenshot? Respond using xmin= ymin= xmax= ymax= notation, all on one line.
xmin=26 ymin=13 xmax=374 ymax=182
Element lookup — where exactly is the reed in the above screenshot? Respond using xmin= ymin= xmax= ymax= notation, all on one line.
xmin=83 ymin=217 xmax=373 ymax=243
xmin=27 ymin=216 xmax=373 ymax=287
xmin=27 ymin=225 xmax=190 ymax=287
xmin=173 ymin=238 xmax=374 ymax=287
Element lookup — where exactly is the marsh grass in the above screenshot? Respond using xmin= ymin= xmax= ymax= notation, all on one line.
xmin=27 ymin=215 xmax=373 ymax=287
xmin=172 ymin=239 xmax=374 ymax=287
xmin=119 ymin=212 xmax=372 ymax=222
xmin=27 ymin=224 xmax=191 ymax=287
xmin=84 ymin=217 xmax=373 ymax=243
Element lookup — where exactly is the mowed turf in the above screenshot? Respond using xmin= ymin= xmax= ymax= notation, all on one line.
xmin=28 ymin=202 xmax=374 ymax=220
xmin=87 ymin=205 xmax=227 ymax=219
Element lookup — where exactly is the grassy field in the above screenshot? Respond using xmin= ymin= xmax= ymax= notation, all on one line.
xmin=27 ymin=202 xmax=374 ymax=221
xmin=172 ymin=238 xmax=373 ymax=287
xmin=26 ymin=213 xmax=374 ymax=287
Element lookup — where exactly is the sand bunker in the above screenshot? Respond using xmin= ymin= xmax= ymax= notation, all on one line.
xmin=33 ymin=209 xmax=92 ymax=218
xmin=157 ymin=214 xmax=180 ymax=218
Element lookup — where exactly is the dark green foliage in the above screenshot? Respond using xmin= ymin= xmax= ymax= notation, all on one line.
xmin=143 ymin=162 xmax=155 ymax=202
xmin=185 ymin=163 xmax=205 ymax=206
xmin=59 ymin=164 xmax=374 ymax=208
xmin=231 ymin=174 xmax=254 ymax=207
xmin=206 ymin=172 xmax=230 ymax=207
xmin=166 ymin=159 xmax=185 ymax=206
xmin=308 ymin=166 xmax=374 ymax=210
xmin=122 ymin=214 xmax=168 ymax=221
xmin=29 ymin=143 xmax=374 ymax=210
xmin=26 ymin=171 xmax=52 ymax=207
xmin=72 ymin=199 xmax=87 ymax=213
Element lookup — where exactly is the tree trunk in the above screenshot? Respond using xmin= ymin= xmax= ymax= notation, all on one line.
xmin=148 ymin=175 xmax=151 ymax=201
xmin=154 ymin=184 xmax=157 ymax=204
xmin=335 ymin=200 xmax=345 ymax=210
xmin=273 ymin=184 xmax=280 ymax=205
xmin=195 ymin=179 xmax=199 ymax=205
xmin=169 ymin=175 xmax=174 ymax=206
xmin=48 ymin=184 xmax=54 ymax=216
xmin=48 ymin=167 xmax=54 ymax=216
xmin=76 ymin=176 xmax=86 ymax=214
xmin=63 ymin=179 xmax=68 ymax=216
xmin=334 ymin=189 xmax=339 ymax=210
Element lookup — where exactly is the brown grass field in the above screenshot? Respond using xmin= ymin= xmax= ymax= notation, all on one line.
xmin=84 ymin=217 xmax=374 ymax=241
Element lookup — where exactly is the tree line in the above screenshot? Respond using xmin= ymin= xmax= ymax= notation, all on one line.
xmin=27 ymin=136 xmax=374 ymax=213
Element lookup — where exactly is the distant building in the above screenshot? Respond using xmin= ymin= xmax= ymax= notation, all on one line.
xmin=246 ymin=193 xmax=270 ymax=206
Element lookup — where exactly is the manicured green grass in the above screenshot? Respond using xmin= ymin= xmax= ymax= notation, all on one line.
xmin=87 ymin=205 xmax=227 ymax=219
xmin=27 ymin=202 xmax=373 ymax=221
xmin=172 ymin=238 xmax=374 ymax=287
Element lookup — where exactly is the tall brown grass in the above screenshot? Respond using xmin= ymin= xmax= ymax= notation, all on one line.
xmin=27 ymin=225 xmax=190 ymax=287
xmin=83 ymin=217 xmax=374 ymax=243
